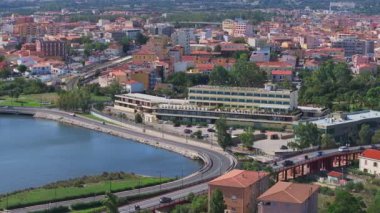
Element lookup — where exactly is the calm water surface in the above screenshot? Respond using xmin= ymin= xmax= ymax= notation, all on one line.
xmin=0 ymin=115 xmax=202 ymax=194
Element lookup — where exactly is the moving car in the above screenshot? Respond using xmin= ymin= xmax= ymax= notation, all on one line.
xmin=282 ymin=160 xmax=294 ymax=167
xmin=338 ymin=146 xmax=349 ymax=152
xmin=160 ymin=197 xmax=172 ymax=203
xmin=317 ymin=151 xmax=323 ymax=157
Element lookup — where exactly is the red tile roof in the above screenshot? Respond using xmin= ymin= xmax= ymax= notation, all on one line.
xmin=272 ymin=70 xmax=293 ymax=75
xmin=258 ymin=182 xmax=320 ymax=204
xmin=361 ymin=149 xmax=380 ymax=161
xmin=327 ymin=171 xmax=343 ymax=178
xmin=209 ymin=169 xmax=269 ymax=188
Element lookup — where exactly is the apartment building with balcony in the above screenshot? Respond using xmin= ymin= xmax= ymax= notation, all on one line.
xmin=187 ymin=84 xmax=298 ymax=113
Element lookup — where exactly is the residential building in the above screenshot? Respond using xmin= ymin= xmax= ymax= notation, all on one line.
xmin=331 ymin=38 xmax=374 ymax=57
xmin=250 ymin=48 xmax=270 ymax=63
xmin=145 ymin=23 xmax=174 ymax=37
xmin=359 ymin=149 xmax=380 ymax=176
xmin=307 ymin=110 xmax=380 ymax=142
xmin=114 ymin=93 xmax=187 ymax=113
xmin=257 ymin=182 xmax=319 ymax=213
xmin=222 ymin=19 xmax=253 ymax=37
xmin=171 ymin=28 xmax=193 ymax=55
xmin=327 ymin=171 xmax=345 ymax=185
xmin=188 ymin=84 xmax=298 ymax=113
xmin=271 ymin=70 xmax=293 ymax=82
xmin=31 ymin=63 xmax=51 ymax=75
xmin=132 ymin=49 xmax=157 ymax=63
xmin=36 ymin=38 xmax=68 ymax=59
xmin=208 ymin=169 xmax=270 ymax=213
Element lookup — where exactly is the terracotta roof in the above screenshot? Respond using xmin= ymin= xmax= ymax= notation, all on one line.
xmin=256 ymin=61 xmax=293 ymax=68
xmin=258 ymin=182 xmax=319 ymax=204
xmin=209 ymin=169 xmax=269 ymax=188
xmin=272 ymin=70 xmax=293 ymax=75
xmin=327 ymin=171 xmax=343 ymax=178
xmin=361 ymin=149 xmax=380 ymax=161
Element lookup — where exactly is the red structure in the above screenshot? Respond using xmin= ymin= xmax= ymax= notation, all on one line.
xmin=275 ymin=150 xmax=362 ymax=181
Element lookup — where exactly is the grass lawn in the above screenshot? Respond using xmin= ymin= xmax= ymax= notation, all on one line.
xmin=0 ymin=176 xmax=171 ymax=209
xmin=318 ymin=194 xmax=334 ymax=213
xmin=91 ymin=95 xmax=111 ymax=102
xmin=0 ymin=93 xmax=111 ymax=108
xmin=0 ymin=93 xmax=58 ymax=107
xmin=79 ymin=113 xmax=119 ymax=126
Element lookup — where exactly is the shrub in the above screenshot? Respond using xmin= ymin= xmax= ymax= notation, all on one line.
xmin=71 ymin=201 xmax=103 ymax=210
xmin=320 ymin=186 xmax=335 ymax=196
xmin=30 ymin=206 xmax=70 ymax=213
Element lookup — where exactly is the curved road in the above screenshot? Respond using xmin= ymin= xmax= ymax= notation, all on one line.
xmin=0 ymin=107 xmax=236 ymax=213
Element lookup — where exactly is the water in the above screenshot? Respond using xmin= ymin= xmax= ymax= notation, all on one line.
xmin=0 ymin=115 xmax=202 ymax=194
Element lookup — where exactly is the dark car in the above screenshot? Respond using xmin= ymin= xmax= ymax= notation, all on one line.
xmin=134 ymin=205 xmax=141 ymax=210
xmin=160 ymin=197 xmax=172 ymax=203
xmin=371 ymin=145 xmax=378 ymax=149
xmin=317 ymin=151 xmax=323 ymax=157
xmin=186 ymin=124 xmax=192 ymax=128
xmin=207 ymin=128 xmax=215 ymax=132
xmin=282 ymin=160 xmax=294 ymax=167
xmin=359 ymin=146 xmax=365 ymax=151
xmin=184 ymin=129 xmax=192 ymax=134
xmin=304 ymin=155 xmax=309 ymax=160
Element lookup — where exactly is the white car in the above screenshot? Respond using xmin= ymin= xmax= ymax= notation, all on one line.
xmin=338 ymin=146 xmax=349 ymax=152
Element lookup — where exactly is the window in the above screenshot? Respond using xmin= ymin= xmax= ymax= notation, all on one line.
xmin=374 ymin=162 xmax=378 ymax=167
xmin=231 ymin=195 xmax=237 ymax=200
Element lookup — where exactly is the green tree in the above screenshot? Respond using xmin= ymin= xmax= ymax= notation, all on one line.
xmin=358 ymin=124 xmax=372 ymax=145
xmin=102 ymin=193 xmax=119 ymax=213
xmin=366 ymin=87 xmax=380 ymax=109
xmin=367 ymin=191 xmax=380 ymax=213
xmin=136 ymin=33 xmax=149 ymax=45
xmin=214 ymin=45 xmax=221 ymax=52
xmin=289 ymin=123 xmax=321 ymax=150
xmin=120 ymin=36 xmax=131 ymax=54
xmin=0 ymin=68 xmax=11 ymax=79
xmin=215 ymin=117 xmax=232 ymax=150
xmin=135 ymin=113 xmax=143 ymax=123
xmin=17 ymin=64 xmax=28 ymax=73
xmin=372 ymin=129 xmax=380 ymax=144
xmin=230 ymin=56 xmax=266 ymax=87
xmin=0 ymin=55 xmax=5 ymax=62
xmin=190 ymin=195 xmax=207 ymax=213
xmin=239 ymin=127 xmax=254 ymax=148
xmin=327 ymin=190 xmax=365 ymax=213
xmin=103 ymin=81 xmax=123 ymax=100
xmin=209 ymin=189 xmax=226 ymax=213
xmin=321 ymin=134 xmax=336 ymax=149
xmin=209 ymin=66 xmax=232 ymax=86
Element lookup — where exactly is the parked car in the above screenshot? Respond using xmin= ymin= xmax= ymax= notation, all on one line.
xmin=207 ymin=128 xmax=215 ymax=132
xmin=134 ymin=205 xmax=141 ymax=210
xmin=184 ymin=129 xmax=192 ymax=134
xmin=282 ymin=160 xmax=294 ymax=167
xmin=338 ymin=146 xmax=349 ymax=152
xmin=186 ymin=124 xmax=192 ymax=128
xmin=160 ymin=197 xmax=172 ymax=203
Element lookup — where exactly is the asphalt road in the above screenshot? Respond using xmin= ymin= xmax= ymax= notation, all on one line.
xmin=1 ymin=107 xmax=236 ymax=213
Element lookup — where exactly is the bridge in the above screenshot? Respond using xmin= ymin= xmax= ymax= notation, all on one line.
xmin=273 ymin=146 xmax=375 ymax=181
xmin=172 ymin=21 xmax=222 ymax=27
